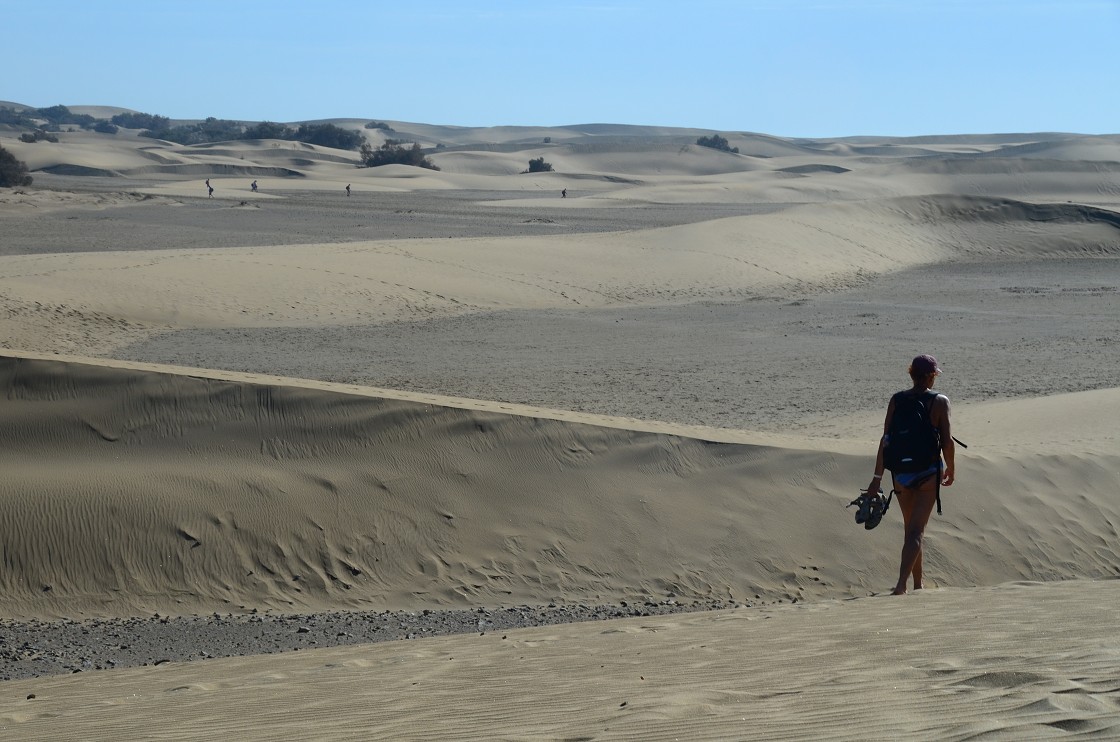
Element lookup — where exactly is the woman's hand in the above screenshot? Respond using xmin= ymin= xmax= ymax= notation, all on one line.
xmin=941 ymin=467 xmax=955 ymax=486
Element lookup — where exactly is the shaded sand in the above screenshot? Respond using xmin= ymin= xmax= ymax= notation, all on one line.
xmin=2 ymin=352 xmax=1118 ymax=622
xmin=3 ymin=580 xmax=1119 ymax=741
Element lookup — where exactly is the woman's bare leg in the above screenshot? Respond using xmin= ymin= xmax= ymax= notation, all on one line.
xmin=892 ymin=481 xmax=938 ymax=595
xmin=894 ymin=488 xmax=924 ymax=589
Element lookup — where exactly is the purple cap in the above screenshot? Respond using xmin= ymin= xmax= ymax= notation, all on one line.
xmin=911 ymin=354 xmax=941 ymax=375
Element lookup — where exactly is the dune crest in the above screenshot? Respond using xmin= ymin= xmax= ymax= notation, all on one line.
xmin=2 ymin=354 xmax=1117 ymax=621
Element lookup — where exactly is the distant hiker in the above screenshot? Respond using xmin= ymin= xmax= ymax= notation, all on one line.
xmin=251 ymin=180 xmax=258 ymax=192
xmin=346 ymin=184 xmax=351 ymax=197
xmin=208 ymin=185 xmax=214 ymax=199
xmin=561 ymin=188 xmax=567 ymax=198
xmin=205 ymin=178 xmax=210 ymax=189
xmin=866 ymin=355 xmax=955 ymax=595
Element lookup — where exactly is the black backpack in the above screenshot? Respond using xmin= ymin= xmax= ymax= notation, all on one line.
xmin=884 ymin=390 xmax=941 ymax=474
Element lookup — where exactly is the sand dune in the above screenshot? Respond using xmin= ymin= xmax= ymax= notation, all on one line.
xmin=1 ymin=194 xmax=1115 ymax=360
xmin=2 ymin=352 xmax=1118 ymax=622
xmin=3 ymin=113 xmax=1120 ymax=738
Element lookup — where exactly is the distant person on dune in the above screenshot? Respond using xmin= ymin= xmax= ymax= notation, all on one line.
xmin=561 ymin=188 xmax=567 ymax=198
xmin=208 ymin=184 xmax=214 ymax=199
xmin=866 ymin=354 xmax=955 ymax=595
xmin=251 ymin=180 xmax=258 ymax=192
xmin=346 ymin=184 xmax=351 ymax=197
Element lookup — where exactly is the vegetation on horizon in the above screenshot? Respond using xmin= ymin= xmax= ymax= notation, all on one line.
xmin=0 ymin=103 xmax=383 ymax=153
xmin=1 ymin=104 xmax=105 ymax=132
xmin=359 ymin=140 xmax=439 ymax=170
xmin=137 ymin=117 xmax=364 ymax=149
xmin=0 ymin=144 xmax=33 ymax=187
xmin=112 ymin=111 xmax=170 ymax=130
xmin=696 ymin=134 xmax=739 ymax=153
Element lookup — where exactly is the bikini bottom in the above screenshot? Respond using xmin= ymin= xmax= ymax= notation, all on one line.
xmin=893 ymin=463 xmax=942 ymax=489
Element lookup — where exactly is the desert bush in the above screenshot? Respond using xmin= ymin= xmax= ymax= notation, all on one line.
xmin=291 ymin=123 xmax=363 ymax=150
xmin=0 ymin=106 xmax=34 ymax=127
xmin=242 ymin=121 xmax=293 ymax=140
xmin=34 ymin=105 xmax=95 ymax=128
xmin=0 ymin=145 xmax=33 ymax=187
xmin=140 ymin=117 xmax=243 ymax=145
xmin=364 ymin=121 xmax=393 ymax=131
xmin=92 ymin=120 xmax=118 ymax=134
xmin=19 ymin=129 xmax=58 ymax=143
xmin=359 ymin=141 xmax=439 ymax=170
xmin=197 ymin=117 xmax=244 ymax=141
xmin=525 ymin=156 xmax=554 ymax=173
xmin=111 ymin=111 xmax=171 ymax=130
xmin=696 ymin=134 xmax=739 ymax=153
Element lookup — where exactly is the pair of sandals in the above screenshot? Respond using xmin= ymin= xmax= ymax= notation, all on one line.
xmin=848 ymin=489 xmax=894 ymax=530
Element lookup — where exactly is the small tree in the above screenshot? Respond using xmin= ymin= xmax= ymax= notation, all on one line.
xmin=526 ymin=156 xmax=554 ymax=173
xmin=0 ymin=145 xmax=33 ymax=187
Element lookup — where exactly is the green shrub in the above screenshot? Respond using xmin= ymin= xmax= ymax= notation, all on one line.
xmin=364 ymin=121 xmax=393 ymax=131
xmin=359 ymin=141 xmax=439 ymax=170
xmin=92 ymin=120 xmax=119 ymax=134
xmin=34 ymin=105 xmax=95 ymax=128
xmin=291 ymin=123 xmax=363 ymax=150
xmin=19 ymin=129 xmax=58 ymax=143
xmin=111 ymin=111 xmax=171 ymax=130
xmin=0 ymin=145 xmax=33 ymax=187
xmin=525 ymin=156 xmax=554 ymax=173
xmin=242 ymin=121 xmax=293 ymax=140
xmin=696 ymin=134 xmax=739 ymax=153
xmin=0 ymin=106 xmax=34 ymax=127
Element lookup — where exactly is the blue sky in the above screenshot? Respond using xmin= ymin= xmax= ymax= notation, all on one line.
xmin=4 ymin=0 xmax=1117 ymax=137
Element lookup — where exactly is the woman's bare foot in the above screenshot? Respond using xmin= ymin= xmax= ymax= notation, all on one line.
xmin=891 ymin=586 xmax=907 ymax=595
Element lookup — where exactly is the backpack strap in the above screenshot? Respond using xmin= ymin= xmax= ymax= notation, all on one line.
xmin=935 ymin=466 xmax=943 ymax=515
xmin=926 ymin=389 xmax=943 ymax=515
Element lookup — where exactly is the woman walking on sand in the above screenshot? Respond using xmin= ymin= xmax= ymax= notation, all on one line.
xmin=866 ymin=354 xmax=955 ymax=595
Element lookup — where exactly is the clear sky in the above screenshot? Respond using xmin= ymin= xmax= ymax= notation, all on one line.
xmin=3 ymin=0 xmax=1117 ymax=137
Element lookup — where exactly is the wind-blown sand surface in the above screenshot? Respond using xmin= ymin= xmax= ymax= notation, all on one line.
xmin=1 ymin=117 xmax=1119 ymax=739
xmin=5 ymin=580 xmax=1120 ymax=741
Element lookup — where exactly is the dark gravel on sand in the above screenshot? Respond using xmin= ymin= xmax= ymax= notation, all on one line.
xmin=0 ymin=598 xmax=761 ymax=681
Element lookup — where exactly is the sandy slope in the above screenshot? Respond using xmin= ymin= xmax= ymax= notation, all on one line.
xmin=2 ymin=352 xmax=1118 ymax=622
